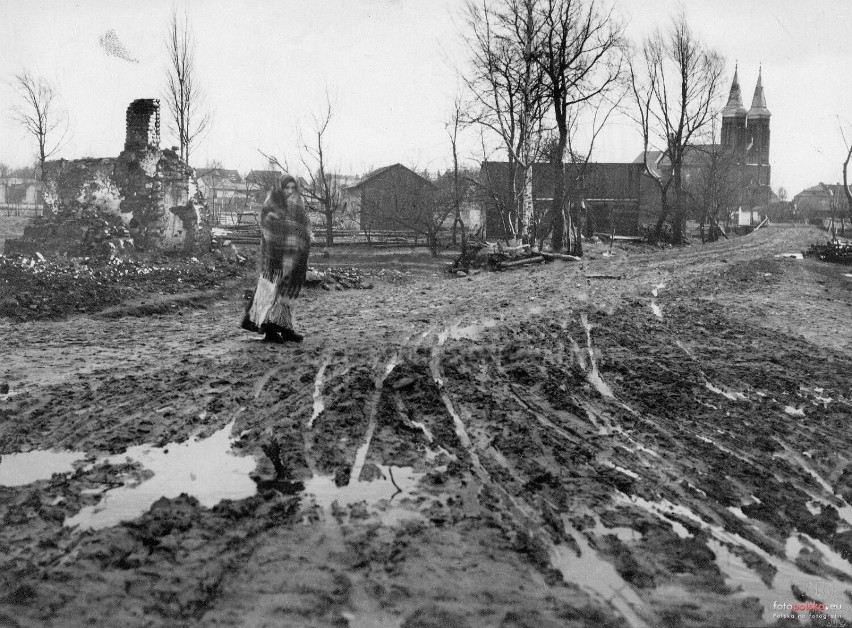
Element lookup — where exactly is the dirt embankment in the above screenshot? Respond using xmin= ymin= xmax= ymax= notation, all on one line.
xmin=1 ymin=226 xmax=851 ymax=627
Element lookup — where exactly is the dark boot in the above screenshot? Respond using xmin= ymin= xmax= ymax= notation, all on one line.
xmin=263 ymin=330 xmax=285 ymax=344
xmin=279 ymin=328 xmax=304 ymax=343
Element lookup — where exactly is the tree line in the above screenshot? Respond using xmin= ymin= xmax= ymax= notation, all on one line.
xmin=8 ymin=2 xmax=852 ymax=253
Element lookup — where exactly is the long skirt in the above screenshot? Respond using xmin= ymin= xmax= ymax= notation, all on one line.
xmin=241 ymin=275 xmax=295 ymax=334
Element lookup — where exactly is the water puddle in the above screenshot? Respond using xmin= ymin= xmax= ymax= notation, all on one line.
xmin=349 ymin=354 xmax=400 ymax=482
xmin=591 ymin=515 xmax=642 ymax=543
xmin=303 ymin=464 xmax=422 ymax=526
xmin=551 ymin=516 xmax=649 ymax=628
xmin=695 ymin=433 xmax=752 ymax=463
xmin=705 ymin=382 xmax=748 ymax=401
xmin=437 ymin=319 xmax=497 ymax=344
xmin=255 ymin=364 xmax=287 ymax=399
xmin=410 ymin=420 xmax=434 ymax=443
xmin=785 ymin=534 xmax=806 ymax=561
xmin=784 ymin=405 xmax=806 ymax=417
xmin=0 ymin=450 xmax=87 ymax=487
xmin=675 ymin=339 xmax=694 ymax=359
xmin=806 ymin=500 xmax=823 ymax=516
xmin=601 ymin=459 xmax=640 ymax=479
xmin=308 ymin=356 xmax=331 ymax=428
xmin=65 ymin=421 xmax=256 ymax=530
xmin=580 ymin=313 xmax=614 ymax=399
xmin=798 ymin=533 xmax=852 ymax=576
xmin=621 ymin=494 xmax=852 ymax=623
xmin=650 ymin=302 xmax=663 ymax=319
xmin=728 ymin=506 xmax=748 ymax=520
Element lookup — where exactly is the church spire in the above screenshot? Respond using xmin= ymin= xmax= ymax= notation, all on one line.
xmin=748 ymin=65 xmax=771 ymax=118
xmin=722 ymin=64 xmax=747 ymax=118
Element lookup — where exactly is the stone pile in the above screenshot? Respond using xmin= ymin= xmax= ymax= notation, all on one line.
xmin=305 ymin=266 xmax=373 ymax=290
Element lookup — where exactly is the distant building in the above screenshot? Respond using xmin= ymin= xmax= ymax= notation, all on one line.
xmin=195 ymin=168 xmax=261 ymax=224
xmin=245 ymin=170 xmax=281 ymax=189
xmin=482 ymin=67 xmax=773 ymax=241
xmin=0 ymin=177 xmax=43 ymax=209
xmin=343 ymin=164 xmax=435 ymax=232
xmin=793 ymin=183 xmax=850 ymax=220
xmin=300 ymin=173 xmax=362 ymax=231
xmin=480 ymin=161 xmax=649 ymax=240
xmin=633 ymin=66 xmax=773 ymax=222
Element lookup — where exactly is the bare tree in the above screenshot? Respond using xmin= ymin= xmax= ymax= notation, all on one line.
xmin=164 ymin=8 xmax=211 ymax=165
xmin=533 ymin=0 xmax=626 ymax=254
xmin=298 ymin=97 xmax=344 ymax=246
xmin=196 ymin=160 xmax=226 ymax=224
xmin=689 ymin=142 xmax=737 ymax=242
xmin=11 ymin=70 xmax=68 ymax=182
xmin=629 ymin=13 xmax=724 ymax=244
xmin=842 ymin=124 xmax=852 ymax=231
xmin=358 ymin=168 xmax=449 ymax=257
xmin=446 ymin=96 xmax=469 ymax=251
xmin=462 ymin=0 xmax=551 ymax=242
xmin=0 ymin=163 xmax=10 ymax=180
xmin=777 ymin=186 xmax=788 ymax=202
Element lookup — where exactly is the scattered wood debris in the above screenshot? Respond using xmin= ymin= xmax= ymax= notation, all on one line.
xmin=449 ymin=240 xmax=581 ymax=275
xmin=805 ymin=239 xmax=852 ymax=264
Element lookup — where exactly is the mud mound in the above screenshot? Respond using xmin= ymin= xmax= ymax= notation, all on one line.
xmin=0 ymin=254 xmax=247 ymax=321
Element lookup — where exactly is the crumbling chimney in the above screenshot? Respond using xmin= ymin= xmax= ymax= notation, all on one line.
xmin=124 ymin=99 xmax=160 ymax=152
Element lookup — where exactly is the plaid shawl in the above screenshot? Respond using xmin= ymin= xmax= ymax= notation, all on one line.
xmin=259 ymin=185 xmax=311 ymax=299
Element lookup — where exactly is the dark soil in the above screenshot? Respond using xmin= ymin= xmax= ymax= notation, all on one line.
xmin=1 ymin=226 xmax=851 ymax=627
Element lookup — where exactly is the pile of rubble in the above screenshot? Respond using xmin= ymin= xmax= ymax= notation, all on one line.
xmin=0 ymin=253 xmax=245 ymax=321
xmin=5 ymin=204 xmax=136 ymax=259
xmin=305 ymin=266 xmax=374 ymax=290
xmin=449 ymin=241 xmax=580 ymax=276
xmin=806 ymin=239 xmax=852 ymax=264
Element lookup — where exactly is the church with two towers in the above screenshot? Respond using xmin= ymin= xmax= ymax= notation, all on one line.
xmin=720 ymin=66 xmax=773 ymax=209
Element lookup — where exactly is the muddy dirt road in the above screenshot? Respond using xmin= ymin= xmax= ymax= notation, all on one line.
xmin=1 ymin=226 xmax=851 ymax=627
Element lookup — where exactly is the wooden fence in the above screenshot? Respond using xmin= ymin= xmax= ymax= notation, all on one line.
xmin=215 ymin=225 xmax=458 ymax=247
xmin=0 ymin=203 xmax=43 ymax=217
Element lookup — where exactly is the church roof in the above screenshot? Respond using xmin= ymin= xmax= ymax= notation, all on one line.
xmin=748 ymin=68 xmax=771 ymax=118
xmin=722 ymin=66 xmax=747 ymax=118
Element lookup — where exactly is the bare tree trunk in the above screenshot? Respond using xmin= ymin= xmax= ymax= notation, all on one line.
xmin=164 ymin=9 xmax=211 ymax=165
xmin=325 ymin=210 xmax=334 ymax=245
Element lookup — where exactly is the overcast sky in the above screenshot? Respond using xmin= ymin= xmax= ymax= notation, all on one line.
xmin=1 ymin=0 xmax=851 ymax=196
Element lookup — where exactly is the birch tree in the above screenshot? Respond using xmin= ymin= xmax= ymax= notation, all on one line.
xmin=462 ymin=0 xmax=550 ymax=243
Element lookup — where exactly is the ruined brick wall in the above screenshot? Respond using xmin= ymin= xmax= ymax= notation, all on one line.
xmin=5 ymin=158 xmax=132 ymax=257
xmin=159 ymin=148 xmax=210 ymax=252
xmin=124 ymin=99 xmax=160 ymax=152
xmin=42 ymin=158 xmax=121 ymax=217
xmin=115 ymin=99 xmax=165 ymax=250
xmin=6 ymin=98 xmax=211 ymax=257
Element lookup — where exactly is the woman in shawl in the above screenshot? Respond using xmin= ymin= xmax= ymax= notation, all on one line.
xmin=241 ymin=174 xmax=311 ymax=343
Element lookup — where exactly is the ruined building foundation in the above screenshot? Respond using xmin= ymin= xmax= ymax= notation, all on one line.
xmin=7 ymin=99 xmax=210 ymax=257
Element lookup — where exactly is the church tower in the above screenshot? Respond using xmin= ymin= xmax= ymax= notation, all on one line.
xmin=721 ymin=66 xmax=747 ymax=156
xmin=746 ymin=67 xmax=771 ymax=204
xmin=746 ymin=67 xmax=771 ymax=168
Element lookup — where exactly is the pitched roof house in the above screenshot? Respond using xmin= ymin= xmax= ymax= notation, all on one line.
xmin=343 ymin=164 xmax=435 ymax=232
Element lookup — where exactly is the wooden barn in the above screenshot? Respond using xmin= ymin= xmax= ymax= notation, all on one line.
xmin=479 ymin=161 xmax=648 ymax=241
xmin=343 ymin=164 xmax=435 ymax=233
